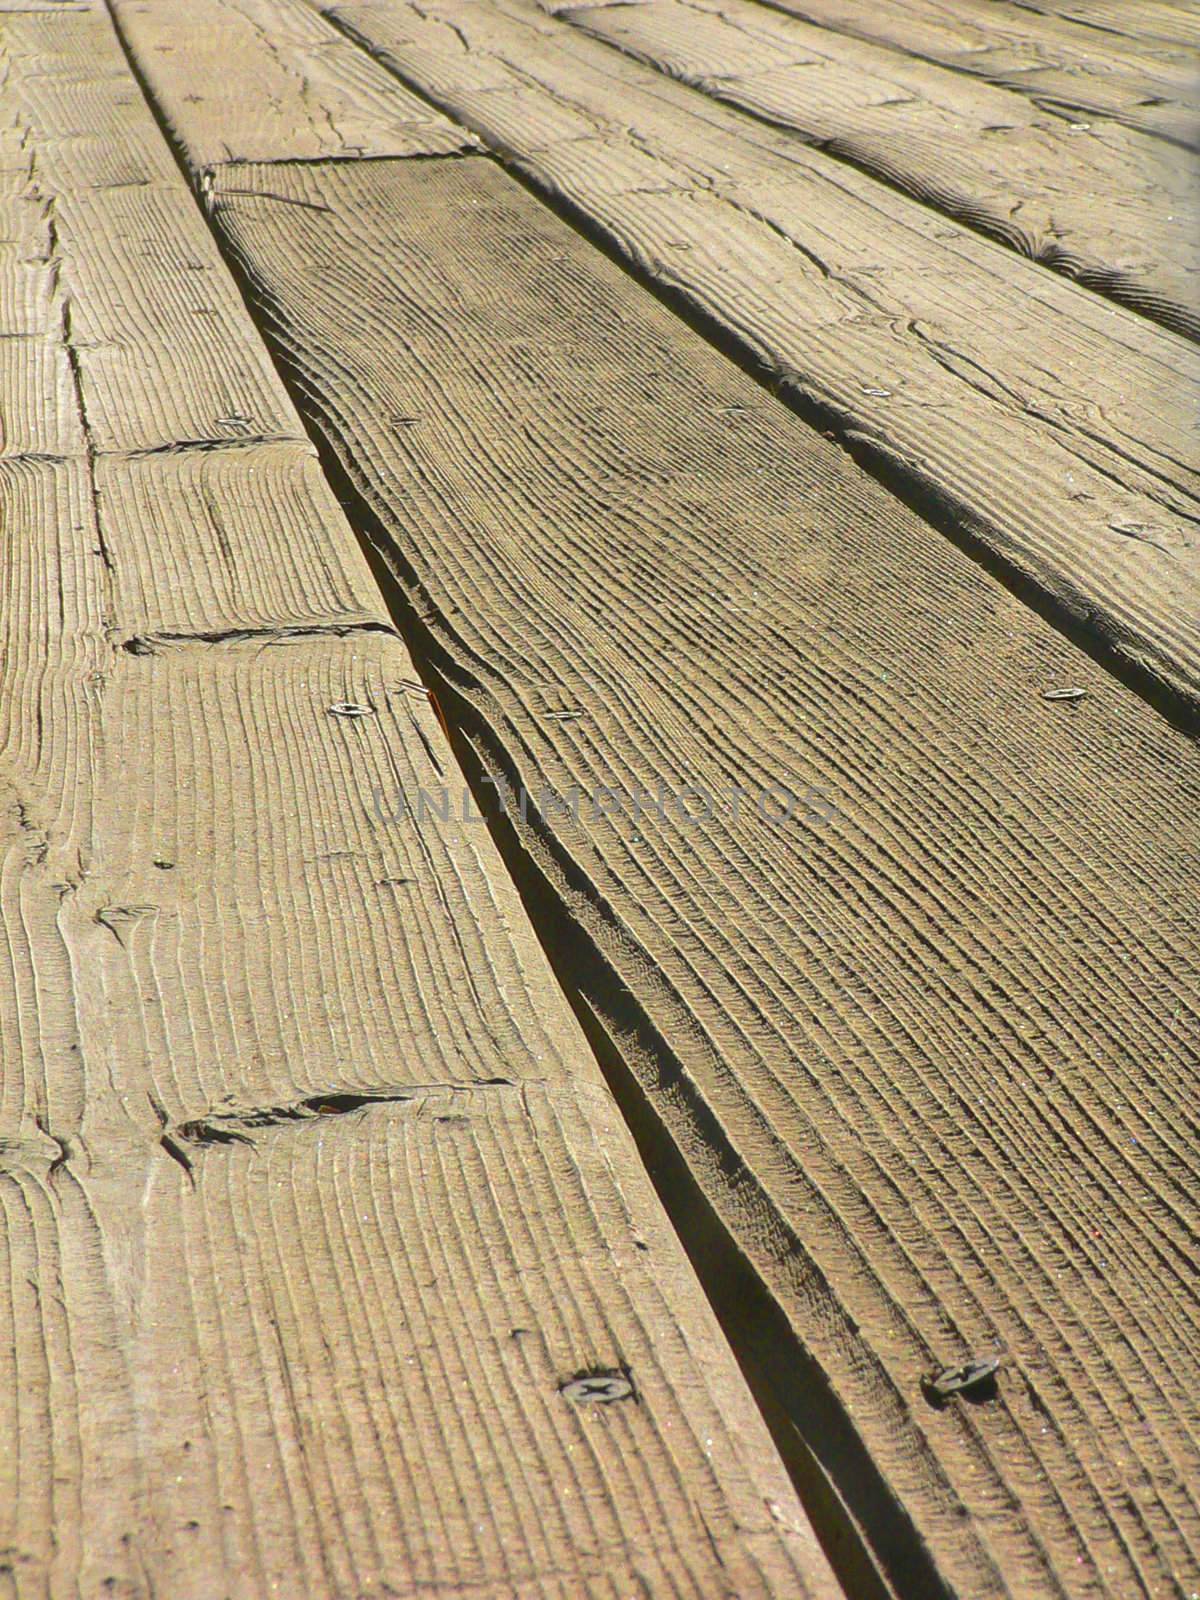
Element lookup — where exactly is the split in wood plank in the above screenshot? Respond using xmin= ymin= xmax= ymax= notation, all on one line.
xmin=556 ymin=0 xmax=1200 ymax=340
xmin=0 ymin=7 xmax=834 ymax=1595
xmin=180 ymin=142 xmax=1200 ymax=1600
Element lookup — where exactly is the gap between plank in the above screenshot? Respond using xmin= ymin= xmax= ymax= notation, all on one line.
xmin=211 ymin=366 xmax=933 ymax=1600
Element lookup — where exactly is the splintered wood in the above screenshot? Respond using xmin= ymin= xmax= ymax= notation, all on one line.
xmin=0 ymin=5 xmax=835 ymax=1596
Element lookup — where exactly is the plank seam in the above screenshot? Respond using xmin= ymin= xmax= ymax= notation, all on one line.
xmin=205 ymin=148 xmax=481 ymax=176
xmin=170 ymin=339 xmax=959 ymax=1600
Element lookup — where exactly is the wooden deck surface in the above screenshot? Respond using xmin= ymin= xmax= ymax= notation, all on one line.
xmin=2 ymin=0 xmax=1197 ymax=1597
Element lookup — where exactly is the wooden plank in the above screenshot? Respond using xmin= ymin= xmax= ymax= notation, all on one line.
xmin=0 ymin=6 xmax=388 ymax=633
xmin=9 ymin=632 xmax=620 ymax=1134
xmin=0 ymin=9 xmax=834 ymax=1594
xmin=744 ymin=0 xmax=1200 ymax=148
xmin=198 ymin=150 xmax=1200 ymax=1600
xmin=1010 ymin=1 xmax=1200 ymax=52
xmin=0 ymin=631 xmax=835 ymax=1597
xmin=55 ymin=181 xmax=306 ymax=453
xmin=94 ymin=444 xmax=395 ymax=637
xmin=0 ymin=1077 xmax=831 ymax=1596
xmin=296 ymin=0 xmax=1200 ymax=718
xmin=2 ymin=9 xmax=303 ymax=452
xmin=110 ymin=0 xmax=479 ymax=166
xmin=558 ymin=0 xmax=1199 ymax=339
xmin=0 ymin=443 xmax=392 ymax=642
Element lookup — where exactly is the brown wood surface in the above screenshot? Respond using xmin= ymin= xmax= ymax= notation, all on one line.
xmin=748 ymin=0 xmax=1200 ymax=148
xmin=179 ymin=145 xmax=1200 ymax=1599
xmin=1009 ymin=0 xmax=1200 ymax=50
xmin=0 ymin=7 xmax=836 ymax=1595
xmin=557 ymin=0 xmax=1199 ymax=339
xmin=111 ymin=0 xmax=478 ymax=166
xmin=300 ymin=0 xmax=1200 ymax=721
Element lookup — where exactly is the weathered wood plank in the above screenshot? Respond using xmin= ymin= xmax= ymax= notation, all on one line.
xmin=2 ymin=9 xmax=302 ymax=451
xmin=0 ymin=444 xmax=392 ymax=647
xmin=0 ymin=548 xmax=834 ymax=1593
xmin=558 ymin=0 xmax=1199 ymax=339
xmin=1 ymin=1085 xmax=829 ymax=1597
xmin=1007 ymin=0 xmax=1200 ymax=51
xmin=0 ymin=7 xmax=389 ymax=635
xmin=199 ymin=150 xmax=1200 ymax=1599
xmin=0 ymin=453 xmax=831 ymax=1600
xmin=110 ymin=0 xmax=478 ymax=166
xmin=298 ymin=0 xmax=1200 ymax=717
xmin=748 ymin=0 xmax=1200 ymax=148
xmin=0 ymin=570 xmax=580 ymax=1134
xmin=1 ymin=8 xmax=833 ymax=1594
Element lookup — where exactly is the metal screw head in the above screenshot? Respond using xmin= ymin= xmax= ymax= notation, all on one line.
xmin=560 ymin=1371 xmax=634 ymax=1405
xmin=327 ymin=702 xmax=374 ymax=719
xmin=923 ymin=1356 xmax=1001 ymax=1403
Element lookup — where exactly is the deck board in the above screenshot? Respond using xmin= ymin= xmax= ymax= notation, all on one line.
xmin=1007 ymin=0 xmax=1200 ymax=51
xmin=558 ymin=0 xmax=1198 ymax=338
xmin=0 ymin=7 xmax=833 ymax=1595
xmin=110 ymin=0 xmax=478 ymax=165
xmin=751 ymin=0 xmax=1200 ymax=147
xmin=300 ymin=0 xmax=1200 ymax=719
xmin=183 ymin=147 xmax=1200 ymax=1599
xmin=1 ymin=1085 xmax=829 ymax=1598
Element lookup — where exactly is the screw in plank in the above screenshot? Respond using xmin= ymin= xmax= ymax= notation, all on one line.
xmin=559 ymin=1371 xmax=634 ymax=1405
xmin=922 ymin=1356 xmax=1001 ymax=1405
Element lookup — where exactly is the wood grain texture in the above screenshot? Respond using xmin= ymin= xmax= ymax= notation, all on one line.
xmin=1 ymin=7 xmax=833 ymax=1594
xmin=8 ymin=634 xmax=615 ymax=1135
xmin=747 ymin=0 xmax=1200 ymax=149
xmin=110 ymin=0 xmax=479 ymax=166
xmin=1007 ymin=0 xmax=1200 ymax=52
xmin=0 ymin=1086 xmax=829 ymax=1598
xmin=558 ymin=0 xmax=1199 ymax=339
xmin=2 ymin=10 xmax=303 ymax=452
xmin=308 ymin=0 xmax=1200 ymax=718
xmin=203 ymin=152 xmax=1200 ymax=1599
